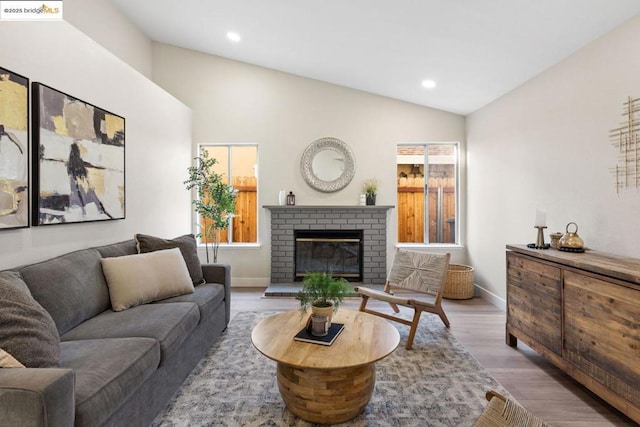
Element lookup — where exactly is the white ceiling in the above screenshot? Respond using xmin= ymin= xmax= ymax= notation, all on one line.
xmin=112 ymin=0 xmax=640 ymax=116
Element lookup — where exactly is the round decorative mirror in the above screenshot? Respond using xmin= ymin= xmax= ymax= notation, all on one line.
xmin=300 ymin=137 xmax=355 ymax=192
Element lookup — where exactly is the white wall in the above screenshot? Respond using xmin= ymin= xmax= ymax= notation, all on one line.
xmin=64 ymin=0 xmax=152 ymax=78
xmin=466 ymin=14 xmax=640 ymax=304
xmin=151 ymin=44 xmax=467 ymax=285
xmin=0 ymin=22 xmax=192 ymax=269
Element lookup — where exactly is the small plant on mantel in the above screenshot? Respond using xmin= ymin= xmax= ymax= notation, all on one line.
xmin=362 ymin=179 xmax=379 ymax=205
xmin=297 ymin=272 xmax=350 ymax=322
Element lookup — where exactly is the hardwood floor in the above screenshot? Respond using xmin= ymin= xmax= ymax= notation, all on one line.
xmin=231 ymin=288 xmax=636 ymax=426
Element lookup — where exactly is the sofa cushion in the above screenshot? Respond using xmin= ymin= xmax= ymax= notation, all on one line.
xmin=18 ymin=248 xmax=110 ymax=335
xmin=135 ymin=233 xmax=205 ymax=285
xmin=153 ymin=283 xmax=225 ymax=323
xmin=60 ymin=302 xmax=199 ymax=363
xmin=101 ymin=248 xmax=194 ymax=312
xmin=60 ymin=338 xmax=160 ymax=427
xmin=0 ymin=271 xmax=60 ymax=367
xmin=94 ymin=239 xmax=138 ymax=258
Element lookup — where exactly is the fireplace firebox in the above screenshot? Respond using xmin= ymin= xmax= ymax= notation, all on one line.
xmin=294 ymin=230 xmax=363 ymax=282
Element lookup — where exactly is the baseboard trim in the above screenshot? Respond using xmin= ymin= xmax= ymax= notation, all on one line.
xmin=475 ymin=284 xmax=506 ymax=312
xmin=231 ymin=278 xmax=271 ymax=288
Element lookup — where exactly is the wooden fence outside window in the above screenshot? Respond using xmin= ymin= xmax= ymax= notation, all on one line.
xmin=397 ymin=176 xmax=455 ymax=243
xmin=200 ymin=176 xmax=257 ymax=244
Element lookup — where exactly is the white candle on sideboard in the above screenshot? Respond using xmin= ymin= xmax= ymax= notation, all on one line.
xmin=534 ymin=209 xmax=546 ymax=227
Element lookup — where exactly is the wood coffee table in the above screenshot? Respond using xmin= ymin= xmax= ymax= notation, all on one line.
xmin=251 ymin=309 xmax=400 ymax=424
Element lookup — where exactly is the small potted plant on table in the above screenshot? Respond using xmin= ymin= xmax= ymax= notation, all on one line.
xmin=297 ymin=272 xmax=349 ymax=324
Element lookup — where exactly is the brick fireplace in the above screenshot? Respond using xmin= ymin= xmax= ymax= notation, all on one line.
xmin=265 ymin=205 xmax=393 ymax=284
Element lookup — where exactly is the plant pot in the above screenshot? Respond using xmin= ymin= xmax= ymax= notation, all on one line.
xmin=365 ymin=194 xmax=376 ymax=206
xmin=311 ymin=304 xmax=334 ymax=325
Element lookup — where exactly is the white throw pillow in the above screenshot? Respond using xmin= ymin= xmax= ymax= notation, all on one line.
xmin=0 ymin=347 xmax=25 ymax=368
xmin=101 ymin=248 xmax=194 ymax=312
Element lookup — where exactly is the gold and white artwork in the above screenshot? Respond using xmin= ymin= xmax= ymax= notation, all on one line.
xmin=33 ymin=83 xmax=125 ymax=225
xmin=0 ymin=67 xmax=29 ymax=229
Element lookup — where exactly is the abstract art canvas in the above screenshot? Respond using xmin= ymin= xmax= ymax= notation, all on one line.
xmin=0 ymin=67 xmax=29 ymax=230
xmin=32 ymin=83 xmax=125 ymax=225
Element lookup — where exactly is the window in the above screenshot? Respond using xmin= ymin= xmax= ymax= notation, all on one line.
xmin=199 ymin=144 xmax=258 ymax=244
xmin=397 ymin=143 xmax=458 ymax=244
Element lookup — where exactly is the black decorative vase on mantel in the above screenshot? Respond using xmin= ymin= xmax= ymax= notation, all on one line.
xmin=366 ymin=194 xmax=376 ymax=206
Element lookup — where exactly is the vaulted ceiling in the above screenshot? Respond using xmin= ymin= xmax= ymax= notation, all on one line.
xmin=112 ymin=0 xmax=640 ymax=115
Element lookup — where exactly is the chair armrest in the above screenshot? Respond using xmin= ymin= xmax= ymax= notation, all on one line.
xmin=485 ymin=389 xmax=507 ymax=402
xmin=202 ymin=263 xmax=231 ymax=326
xmin=0 ymin=368 xmax=75 ymax=427
xmin=355 ymin=286 xmax=411 ymax=305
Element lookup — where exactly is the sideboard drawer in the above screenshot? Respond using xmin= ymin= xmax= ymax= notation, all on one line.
xmin=564 ymin=270 xmax=640 ymax=408
xmin=506 ymin=252 xmax=562 ymax=355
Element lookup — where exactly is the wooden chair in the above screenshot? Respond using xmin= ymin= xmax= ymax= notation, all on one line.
xmin=354 ymin=249 xmax=451 ymax=350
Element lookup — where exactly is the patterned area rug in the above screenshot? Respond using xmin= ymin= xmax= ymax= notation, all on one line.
xmin=152 ymin=311 xmax=508 ymax=426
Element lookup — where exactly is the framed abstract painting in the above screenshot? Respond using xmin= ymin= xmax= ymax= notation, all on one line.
xmin=0 ymin=66 xmax=29 ymax=230
xmin=32 ymin=83 xmax=125 ymax=225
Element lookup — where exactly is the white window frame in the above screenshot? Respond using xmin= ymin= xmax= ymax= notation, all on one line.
xmin=396 ymin=142 xmax=460 ymax=247
xmin=195 ymin=143 xmax=260 ymax=247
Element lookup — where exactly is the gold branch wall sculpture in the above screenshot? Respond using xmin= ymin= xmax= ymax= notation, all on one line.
xmin=609 ymin=96 xmax=640 ymax=193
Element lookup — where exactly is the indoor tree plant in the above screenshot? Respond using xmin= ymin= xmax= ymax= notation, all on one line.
xmin=184 ymin=148 xmax=237 ymax=263
xmin=362 ymin=179 xmax=379 ymax=205
xmin=297 ymin=271 xmax=350 ymax=323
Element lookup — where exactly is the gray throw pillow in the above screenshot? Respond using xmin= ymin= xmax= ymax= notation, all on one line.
xmin=135 ymin=234 xmax=206 ymax=285
xmin=0 ymin=271 xmax=60 ymax=367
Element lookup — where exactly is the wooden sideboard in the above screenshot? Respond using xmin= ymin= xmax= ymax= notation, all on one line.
xmin=506 ymin=244 xmax=640 ymax=424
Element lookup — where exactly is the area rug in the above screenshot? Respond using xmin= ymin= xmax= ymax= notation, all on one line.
xmin=152 ymin=311 xmax=508 ymax=426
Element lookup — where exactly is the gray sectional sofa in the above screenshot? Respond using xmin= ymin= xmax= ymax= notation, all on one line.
xmin=0 ymin=238 xmax=231 ymax=427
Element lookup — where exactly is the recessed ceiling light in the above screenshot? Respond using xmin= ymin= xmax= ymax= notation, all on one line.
xmin=226 ymin=32 xmax=241 ymax=43
xmin=421 ymin=79 xmax=437 ymax=89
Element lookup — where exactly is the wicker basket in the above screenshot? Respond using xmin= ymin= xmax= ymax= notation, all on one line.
xmin=443 ymin=264 xmax=475 ymax=300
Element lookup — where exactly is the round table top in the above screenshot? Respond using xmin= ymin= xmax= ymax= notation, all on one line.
xmin=251 ymin=309 xmax=400 ymax=369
